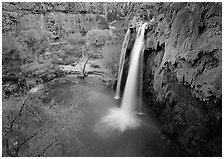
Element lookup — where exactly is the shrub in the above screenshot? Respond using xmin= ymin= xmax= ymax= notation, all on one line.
xmin=85 ymin=29 xmax=112 ymax=47
xmin=51 ymin=54 xmax=64 ymax=65
xmin=102 ymin=43 xmax=121 ymax=75
xmin=63 ymin=56 xmax=78 ymax=65
xmin=63 ymin=45 xmax=75 ymax=55
xmin=17 ymin=29 xmax=53 ymax=63
xmin=66 ymin=32 xmax=86 ymax=45
xmin=63 ymin=43 xmax=88 ymax=58
xmin=2 ymin=37 xmax=18 ymax=54
xmin=20 ymin=61 xmax=53 ymax=77
xmin=95 ymin=15 xmax=109 ymax=29
xmin=2 ymin=37 xmax=21 ymax=81
xmin=20 ymin=60 xmax=64 ymax=83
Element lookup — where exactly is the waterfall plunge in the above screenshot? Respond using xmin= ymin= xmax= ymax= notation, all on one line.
xmin=120 ymin=24 xmax=146 ymax=114
xmin=94 ymin=24 xmax=147 ymax=135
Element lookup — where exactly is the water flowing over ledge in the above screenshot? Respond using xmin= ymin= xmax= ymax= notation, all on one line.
xmin=95 ymin=23 xmax=147 ymax=135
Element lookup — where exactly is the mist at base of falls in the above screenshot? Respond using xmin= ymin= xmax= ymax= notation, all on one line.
xmin=84 ymin=89 xmax=143 ymax=138
xmin=93 ymin=107 xmax=142 ymax=137
xmin=90 ymin=93 xmax=158 ymax=139
xmin=80 ymin=85 xmax=175 ymax=157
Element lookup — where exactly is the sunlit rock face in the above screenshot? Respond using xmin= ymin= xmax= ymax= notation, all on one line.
xmin=133 ymin=2 xmax=222 ymax=156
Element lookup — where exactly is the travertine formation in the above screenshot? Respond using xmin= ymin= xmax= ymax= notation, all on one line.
xmin=140 ymin=2 xmax=221 ymax=156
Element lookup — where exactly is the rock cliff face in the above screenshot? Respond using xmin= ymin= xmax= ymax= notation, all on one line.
xmin=140 ymin=2 xmax=221 ymax=156
xmin=2 ymin=2 xmax=109 ymax=37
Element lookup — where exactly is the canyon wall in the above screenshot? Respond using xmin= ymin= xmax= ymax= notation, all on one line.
xmin=141 ymin=2 xmax=221 ymax=156
xmin=2 ymin=2 xmax=222 ymax=156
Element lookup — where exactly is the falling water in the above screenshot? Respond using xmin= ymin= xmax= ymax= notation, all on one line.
xmin=94 ymin=24 xmax=147 ymax=135
xmin=138 ymin=40 xmax=144 ymax=114
xmin=115 ymin=29 xmax=131 ymax=99
xmin=120 ymin=24 xmax=146 ymax=114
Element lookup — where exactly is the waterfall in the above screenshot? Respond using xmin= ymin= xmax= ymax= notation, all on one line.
xmin=115 ymin=29 xmax=131 ymax=99
xmin=94 ymin=24 xmax=147 ymax=135
xmin=120 ymin=23 xmax=146 ymax=114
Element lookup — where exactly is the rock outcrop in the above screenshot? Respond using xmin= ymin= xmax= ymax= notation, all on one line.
xmin=140 ymin=2 xmax=221 ymax=156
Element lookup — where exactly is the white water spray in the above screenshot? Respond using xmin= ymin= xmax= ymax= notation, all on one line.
xmin=120 ymin=24 xmax=146 ymax=114
xmin=94 ymin=23 xmax=147 ymax=135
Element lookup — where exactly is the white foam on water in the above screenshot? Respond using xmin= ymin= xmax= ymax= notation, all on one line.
xmin=93 ymin=107 xmax=141 ymax=137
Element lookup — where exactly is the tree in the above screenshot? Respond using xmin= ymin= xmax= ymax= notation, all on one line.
xmin=78 ymin=52 xmax=90 ymax=78
xmin=18 ymin=29 xmax=53 ymax=63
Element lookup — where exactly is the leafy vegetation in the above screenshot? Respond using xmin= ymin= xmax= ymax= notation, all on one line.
xmin=86 ymin=29 xmax=111 ymax=47
xmin=102 ymin=42 xmax=121 ymax=75
xmin=2 ymin=2 xmax=126 ymax=98
xmin=66 ymin=32 xmax=86 ymax=46
xmin=18 ymin=29 xmax=53 ymax=63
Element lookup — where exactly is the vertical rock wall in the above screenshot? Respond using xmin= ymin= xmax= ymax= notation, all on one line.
xmin=2 ymin=2 xmax=109 ymax=37
xmin=129 ymin=3 xmax=222 ymax=156
xmin=141 ymin=2 xmax=221 ymax=156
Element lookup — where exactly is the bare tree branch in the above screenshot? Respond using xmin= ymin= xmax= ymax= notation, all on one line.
xmin=10 ymin=94 xmax=30 ymax=130
xmin=5 ymin=129 xmax=42 ymax=157
xmin=38 ymin=138 xmax=58 ymax=157
xmin=7 ymin=115 xmax=12 ymax=125
xmin=82 ymin=57 xmax=90 ymax=76
xmin=78 ymin=55 xmax=90 ymax=78
xmin=17 ymin=129 xmax=42 ymax=151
